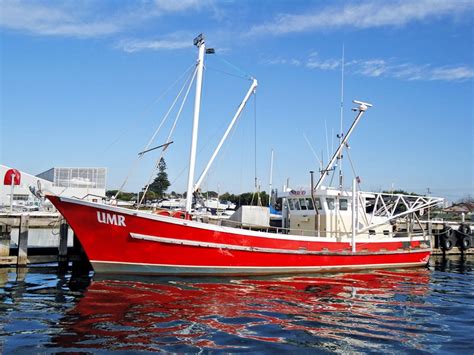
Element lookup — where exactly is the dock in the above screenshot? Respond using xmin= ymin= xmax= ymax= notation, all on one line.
xmin=0 ymin=213 xmax=88 ymax=267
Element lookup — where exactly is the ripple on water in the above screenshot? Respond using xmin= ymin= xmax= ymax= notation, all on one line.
xmin=0 ymin=256 xmax=473 ymax=353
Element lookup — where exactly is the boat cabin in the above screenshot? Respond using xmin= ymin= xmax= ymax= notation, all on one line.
xmin=279 ymin=187 xmax=386 ymax=237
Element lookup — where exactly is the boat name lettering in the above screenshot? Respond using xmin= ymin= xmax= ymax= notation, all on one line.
xmin=289 ymin=189 xmax=306 ymax=196
xmin=97 ymin=212 xmax=126 ymax=227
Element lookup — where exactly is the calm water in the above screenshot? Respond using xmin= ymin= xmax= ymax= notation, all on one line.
xmin=0 ymin=256 xmax=473 ymax=353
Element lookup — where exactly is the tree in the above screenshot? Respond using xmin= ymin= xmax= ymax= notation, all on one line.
xmin=148 ymin=158 xmax=170 ymax=199
xmin=457 ymin=195 xmax=474 ymax=204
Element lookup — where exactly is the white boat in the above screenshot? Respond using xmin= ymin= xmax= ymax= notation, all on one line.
xmin=156 ymin=198 xmax=186 ymax=209
xmin=203 ymin=197 xmax=236 ymax=211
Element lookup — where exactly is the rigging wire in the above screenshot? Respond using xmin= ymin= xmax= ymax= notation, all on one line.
xmin=168 ymin=102 xmax=237 ymax=189
xmin=199 ymin=93 xmax=248 ymax=195
xmin=213 ymin=54 xmax=253 ymax=80
xmin=344 ymin=145 xmax=362 ymax=190
xmin=114 ymin=65 xmax=197 ymax=199
xmin=139 ymin=66 xmax=198 ymax=206
xmin=303 ymin=133 xmax=323 ymax=168
xmin=328 ymin=165 xmax=336 ymax=187
xmin=206 ymin=66 xmax=250 ymax=81
xmin=103 ymin=63 xmax=196 ymax=154
xmin=324 ymin=119 xmax=330 ymax=163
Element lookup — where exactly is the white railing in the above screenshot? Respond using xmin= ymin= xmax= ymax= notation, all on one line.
xmin=358 ymin=192 xmax=444 ymax=234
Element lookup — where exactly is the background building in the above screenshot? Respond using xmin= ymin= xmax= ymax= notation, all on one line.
xmin=0 ymin=165 xmax=107 ymax=211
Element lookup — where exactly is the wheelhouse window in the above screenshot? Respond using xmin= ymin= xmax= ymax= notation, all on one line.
xmin=299 ymin=198 xmax=314 ymax=210
xmin=287 ymin=199 xmax=301 ymax=210
xmin=294 ymin=199 xmax=301 ymax=210
xmin=327 ymin=198 xmax=335 ymax=210
xmin=340 ymin=199 xmax=348 ymax=211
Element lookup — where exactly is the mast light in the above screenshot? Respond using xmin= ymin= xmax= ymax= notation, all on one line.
xmin=193 ymin=34 xmax=204 ymax=47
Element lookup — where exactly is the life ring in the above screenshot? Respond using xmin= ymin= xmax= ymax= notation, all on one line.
xmin=440 ymin=235 xmax=454 ymax=251
xmin=156 ymin=210 xmax=172 ymax=216
xmin=172 ymin=210 xmax=190 ymax=220
xmin=460 ymin=235 xmax=472 ymax=251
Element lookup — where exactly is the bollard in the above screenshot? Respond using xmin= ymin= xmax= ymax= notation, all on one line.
xmin=18 ymin=214 xmax=30 ymax=266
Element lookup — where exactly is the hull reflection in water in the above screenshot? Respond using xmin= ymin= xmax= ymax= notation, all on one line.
xmin=52 ymin=269 xmax=433 ymax=352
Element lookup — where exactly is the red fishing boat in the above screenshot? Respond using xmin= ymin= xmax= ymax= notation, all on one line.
xmin=47 ymin=34 xmax=442 ymax=275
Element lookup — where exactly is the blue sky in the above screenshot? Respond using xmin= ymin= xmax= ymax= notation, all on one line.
xmin=1 ymin=0 xmax=473 ymax=202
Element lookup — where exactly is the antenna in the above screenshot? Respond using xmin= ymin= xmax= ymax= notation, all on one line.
xmin=269 ymin=149 xmax=274 ymax=207
xmin=338 ymin=44 xmax=345 ymax=190
xmin=324 ymin=120 xmax=329 ymax=162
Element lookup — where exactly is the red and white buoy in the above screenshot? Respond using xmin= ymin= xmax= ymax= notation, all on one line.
xmin=4 ymin=169 xmax=21 ymax=212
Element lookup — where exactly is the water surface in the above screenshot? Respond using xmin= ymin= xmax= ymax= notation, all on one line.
xmin=0 ymin=255 xmax=473 ymax=353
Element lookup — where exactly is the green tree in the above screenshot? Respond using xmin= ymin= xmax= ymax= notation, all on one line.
xmin=148 ymin=158 xmax=170 ymax=198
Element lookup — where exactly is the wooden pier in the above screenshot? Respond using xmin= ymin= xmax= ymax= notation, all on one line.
xmin=0 ymin=213 xmax=88 ymax=267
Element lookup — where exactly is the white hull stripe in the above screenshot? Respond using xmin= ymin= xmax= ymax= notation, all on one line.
xmin=130 ymin=232 xmax=431 ymax=256
xmin=90 ymin=260 xmax=428 ymax=275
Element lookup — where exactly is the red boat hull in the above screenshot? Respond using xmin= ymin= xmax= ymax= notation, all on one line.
xmin=48 ymin=196 xmax=431 ymax=275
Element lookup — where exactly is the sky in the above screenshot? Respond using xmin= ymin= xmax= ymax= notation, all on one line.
xmin=1 ymin=0 xmax=473 ymax=202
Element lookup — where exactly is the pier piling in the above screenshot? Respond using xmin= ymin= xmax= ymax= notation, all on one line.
xmin=0 ymin=224 xmax=11 ymax=257
xmin=18 ymin=214 xmax=29 ymax=266
xmin=58 ymin=219 xmax=69 ymax=262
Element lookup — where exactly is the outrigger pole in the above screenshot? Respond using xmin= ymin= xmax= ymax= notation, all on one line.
xmin=186 ymin=34 xmax=206 ymax=213
xmin=193 ymin=78 xmax=258 ymax=193
xmin=313 ymin=100 xmax=372 ymax=192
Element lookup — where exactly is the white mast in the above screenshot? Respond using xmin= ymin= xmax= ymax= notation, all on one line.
xmin=186 ymin=34 xmax=206 ymax=213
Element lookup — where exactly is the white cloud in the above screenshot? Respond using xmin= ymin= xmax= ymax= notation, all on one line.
xmin=0 ymin=2 xmax=119 ymax=37
xmin=306 ymin=53 xmax=340 ymax=70
xmin=355 ymin=60 xmax=388 ymax=77
xmin=154 ymin=0 xmax=205 ymax=12
xmin=265 ymin=53 xmax=473 ymax=82
xmin=117 ymin=36 xmax=193 ymax=53
xmin=430 ymin=66 xmax=474 ymax=81
xmin=350 ymin=59 xmax=473 ymax=82
xmin=249 ymin=0 xmax=474 ymax=36
xmin=0 ymin=1 xmax=213 ymax=38
xmin=390 ymin=63 xmax=426 ymax=81
xmin=262 ymin=58 xmax=301 ymax=66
